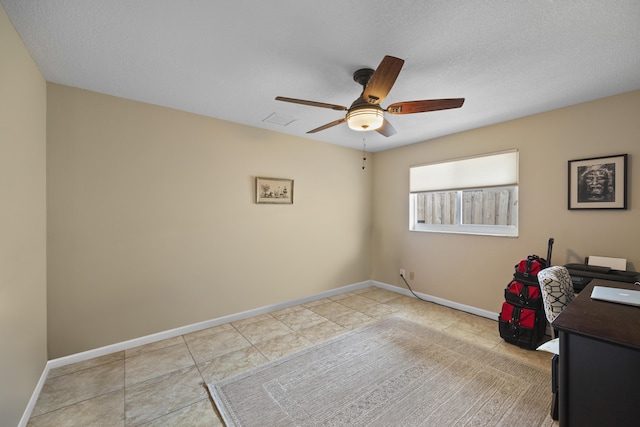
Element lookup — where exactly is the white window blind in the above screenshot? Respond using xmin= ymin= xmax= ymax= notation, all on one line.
xmin=410 ymin=150 xmax=518 ymax=193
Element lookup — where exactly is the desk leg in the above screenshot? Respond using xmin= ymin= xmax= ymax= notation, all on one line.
xmin=558 ymin=331 xmax=568 ymax=426
xmin=551 ymin=353 xmax=558 ymax=420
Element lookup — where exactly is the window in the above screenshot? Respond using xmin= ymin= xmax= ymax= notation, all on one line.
xmin=410 ymin=150 xmax=519 ymax=237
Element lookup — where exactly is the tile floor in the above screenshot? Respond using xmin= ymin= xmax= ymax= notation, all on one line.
xmin=27 ymin=287 xmax=557 ymax=426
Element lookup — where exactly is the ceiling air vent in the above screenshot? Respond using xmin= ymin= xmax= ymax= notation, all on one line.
xmin=263 ymin=113 xmax=296 ymax=126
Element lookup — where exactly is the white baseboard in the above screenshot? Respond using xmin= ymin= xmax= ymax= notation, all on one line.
xmin=20 ymin=279 xmax=497 ymax=425
xmin=371 ymin=281 xmax=499 ymax=321
xmin=45 ymin=280 xmax=374 ymax=370
xmin=17 ymin=363 xmax=51 ymax=427
xmin=19 ymin=280 xmax=372 ymax=425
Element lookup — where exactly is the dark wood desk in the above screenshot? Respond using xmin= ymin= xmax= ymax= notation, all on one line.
xmin=552 ymin=279 xmax=640 ymax=427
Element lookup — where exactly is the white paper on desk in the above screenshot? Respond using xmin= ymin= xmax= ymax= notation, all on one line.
xmin=536 ymin=338 xmax=559 ymax=355
xmin=588 ymin=256 xmax=627 ymax=271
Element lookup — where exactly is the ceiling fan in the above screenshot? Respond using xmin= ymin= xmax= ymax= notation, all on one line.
xmin=275 ymin=55 xmax=465 ymax=137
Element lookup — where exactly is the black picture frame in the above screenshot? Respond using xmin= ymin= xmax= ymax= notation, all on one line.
xmin=568 ymin=154 xmax=627 ymax=210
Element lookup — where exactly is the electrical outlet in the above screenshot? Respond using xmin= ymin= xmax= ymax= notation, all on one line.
xmin=400 ymin=269 xmax=406 ymax=277
xmin=409 ymin=271 xmax=415 ymax=280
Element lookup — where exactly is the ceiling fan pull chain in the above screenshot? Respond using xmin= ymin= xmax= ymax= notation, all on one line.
xmin=362 ymin=139 xmax=367 ymax=170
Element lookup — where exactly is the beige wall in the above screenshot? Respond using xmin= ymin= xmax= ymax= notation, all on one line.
xmin=0 ymin=5 xmax=48 ymax=427
xmin=46 ymin=84 xmax=373 ymax=358
xmin=44 ymin=85 xmax=640 ymax=358
xmin=372 ymin=90 xmax=640 ymax=312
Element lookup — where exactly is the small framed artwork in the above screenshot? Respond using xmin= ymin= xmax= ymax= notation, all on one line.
xmin=256 ymin=177 xmax=294 ymax=204
xmin=568 ymin=154 xmax=627 ymax=210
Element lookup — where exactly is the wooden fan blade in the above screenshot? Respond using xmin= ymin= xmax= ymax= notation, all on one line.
xmin=386 ymin=98 xmax=465 ymax=114
xmin=376 ymin=119 xmax=397 ymax=137
xmin=275 ymin=96 xmax=347 ymax=111
xmin=362 ymin=56 xmax=404 ymax=105
xmin=307 ymin=118 xmax=346 ymax=134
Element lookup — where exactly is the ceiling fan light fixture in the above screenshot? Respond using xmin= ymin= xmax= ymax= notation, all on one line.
xmin=275 ymin=55 xmax=464 ymax=136
xmin=346 ymin=107 xmax=384 ymax=131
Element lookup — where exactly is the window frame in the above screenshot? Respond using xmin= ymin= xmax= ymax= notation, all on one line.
xmin=409 ymin=186 xmax=519 ymax=237
xmin=409 ymin=150 xmax=519 ymax=237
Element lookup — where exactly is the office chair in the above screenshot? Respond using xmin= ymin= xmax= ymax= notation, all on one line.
xmin=538 ymin=265 xmax=575 ymax=336
xmin=537 ymin=265 xmax=575 ymax=421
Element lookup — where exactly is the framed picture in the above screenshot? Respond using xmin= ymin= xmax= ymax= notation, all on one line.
xmin=256 ymin=177 xmax=294 ymax=204
xmin=568 ymin=154 xmax=627 ymax=210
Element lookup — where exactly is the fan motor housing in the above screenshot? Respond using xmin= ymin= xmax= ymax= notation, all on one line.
xmin=353 ymin=68 xmax=374 ymax=87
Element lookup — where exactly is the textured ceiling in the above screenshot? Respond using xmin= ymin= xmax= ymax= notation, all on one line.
xmin=3 ymin=1 xmax=640 ymax=152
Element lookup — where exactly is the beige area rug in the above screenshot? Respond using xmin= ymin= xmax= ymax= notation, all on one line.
xmin=207 ymin=317 xmax=551 ymax=426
